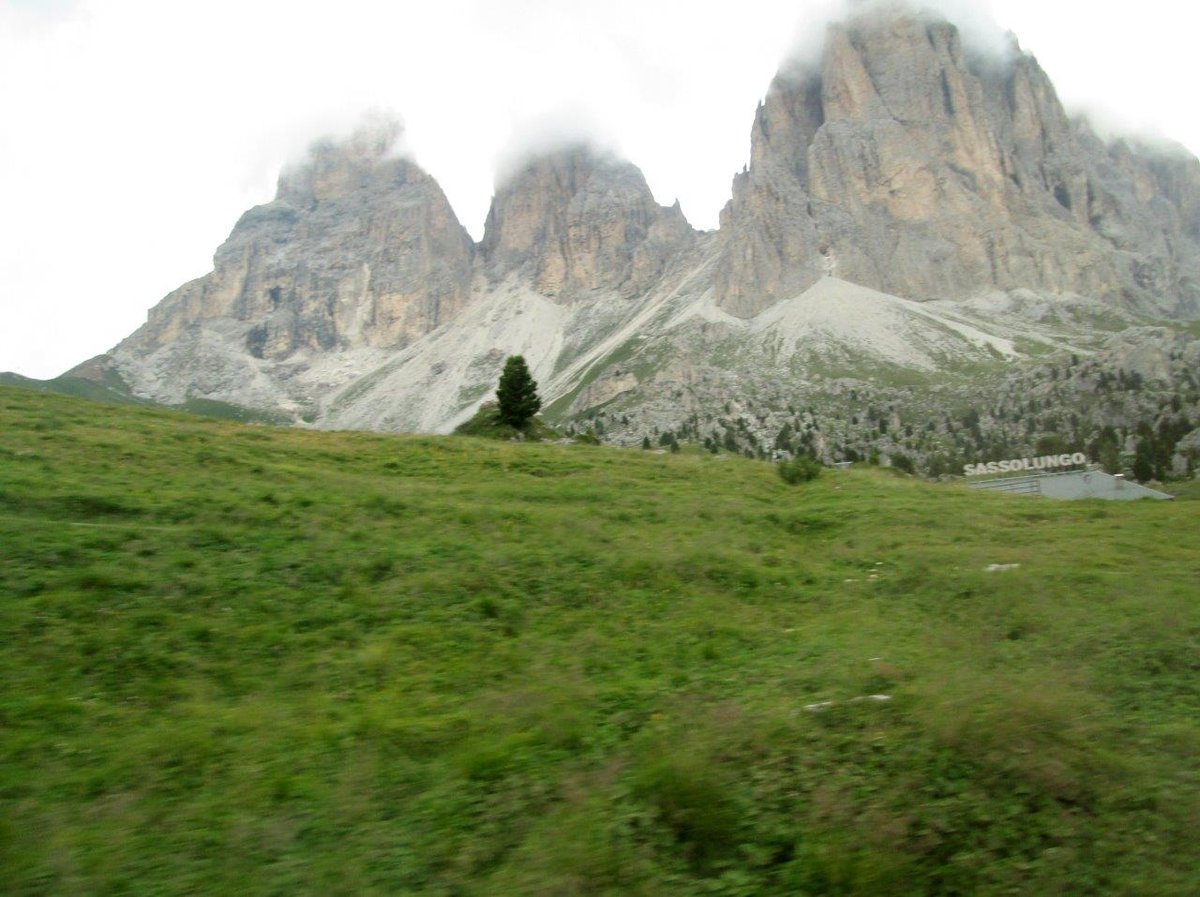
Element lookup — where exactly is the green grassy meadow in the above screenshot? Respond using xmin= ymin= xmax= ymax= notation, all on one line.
xmin=1 ymin=385 xmax=1197 ymax=895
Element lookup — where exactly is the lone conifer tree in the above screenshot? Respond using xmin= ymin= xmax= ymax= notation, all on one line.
xmin=496 ymin=355 xmax=542 ymax=429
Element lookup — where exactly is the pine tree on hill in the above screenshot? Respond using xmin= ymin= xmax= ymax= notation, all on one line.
xmin=496 ymin=355 xmax=542 ymax=429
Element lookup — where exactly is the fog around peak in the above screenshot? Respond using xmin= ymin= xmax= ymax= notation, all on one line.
xmin=279 ymin=114 xmax=408 ymax=173
xmin=776 ymin=0 xmax=1019 ymax=79
xmin=338 ymin=115 xmax=409 ymax=162
xmin=491 ymin=109 xmax=625 ymax=191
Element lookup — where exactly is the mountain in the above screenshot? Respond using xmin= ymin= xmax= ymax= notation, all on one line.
xmin=98 ymin=121 xmax=476 ymax=417
xmin=60 ymin=4 xmax=1200 ymax=466
xmin=716 ymin=13 xmax=1200 ymax=318
xmin=481 ymin=146 xmax=696 ymax=299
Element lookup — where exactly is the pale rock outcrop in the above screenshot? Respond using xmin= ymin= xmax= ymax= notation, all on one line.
xmin=569 ymin=368 xmax=640 ymax=414
xmin=481 ymin=146 xmax=695 ymax=301
xmin=120 ymin=120 xmax=475 ymax=362
xmin=1103 ymin=327 xmax=1198 ymax=383
xmin=1171 ymin=429 xmax=1200 ymax=477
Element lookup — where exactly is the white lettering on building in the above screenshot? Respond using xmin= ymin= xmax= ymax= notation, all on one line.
xmin=963 ymin=453 xmax=1088 ymax=477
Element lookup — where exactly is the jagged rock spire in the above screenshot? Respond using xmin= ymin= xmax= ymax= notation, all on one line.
xmin=122 ymin=119 xmax=475 ymax=367
xmin=481 ymin=145 xmax=694 ymax=300
xmin=716 ymin=7 xmax=1200 ymax=317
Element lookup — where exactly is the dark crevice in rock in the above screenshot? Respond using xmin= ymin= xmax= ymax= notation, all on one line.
xmin=940 ymin=70 xmax=955 ymax=117
xmin=245 ymin=324 xmax=268 ymax=359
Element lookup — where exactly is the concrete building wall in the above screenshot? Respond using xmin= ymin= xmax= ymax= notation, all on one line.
xmin=970 ymin=469 xmax=1172 ymax=501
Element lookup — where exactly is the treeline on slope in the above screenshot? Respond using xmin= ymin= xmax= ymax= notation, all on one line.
xmin=564 ymin=352 xmax=1200 ymax=483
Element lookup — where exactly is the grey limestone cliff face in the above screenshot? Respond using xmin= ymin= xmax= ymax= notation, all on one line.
xmin=90 ymin=6 xmax=1200 ymax=433
xmin=120 ymin=123 xmax=475 ymax=362
xmin=716 ymin=11 xmax=1200 ymax=317
xmin=480 ymin=146 xmax=695 ymax=301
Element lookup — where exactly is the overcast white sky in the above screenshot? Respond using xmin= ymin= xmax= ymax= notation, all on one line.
xmin=3 ymin=0 xmax=1199 ymax=379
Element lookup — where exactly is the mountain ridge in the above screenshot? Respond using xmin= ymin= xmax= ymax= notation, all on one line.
xmin=46 ymin=4 xmax=1200 ymax=461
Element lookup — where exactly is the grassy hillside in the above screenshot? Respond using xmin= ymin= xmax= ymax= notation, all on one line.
xmin=0 ymin=370 xmax=148 ymax=406
xmin=0 ymin=371 xmax=291 ymax=425
xmin=1 ymin=385 xmax=1197 ymax=895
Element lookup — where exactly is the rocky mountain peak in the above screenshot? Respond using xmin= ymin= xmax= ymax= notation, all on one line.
xmin=275 ymin=118 xmax=409 ymax=208
xmin=481 ymin=144 xmax=695 ymax=300
xmin=716 ymin=5 xmax=1200 ymax=318
xmin=117 ymin=122 xmax=475 ymax=384
xmin=85 ymin=6 xmax=1200 ymax=436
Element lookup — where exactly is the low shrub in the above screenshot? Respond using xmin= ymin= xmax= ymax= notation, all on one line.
xmin=452 ymin=402 xmax=561 ymax=441
xmin=777 ymin=456 xmax=823 ymax=484
xmin=633 ymin=751 xmax=741 ymax=868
